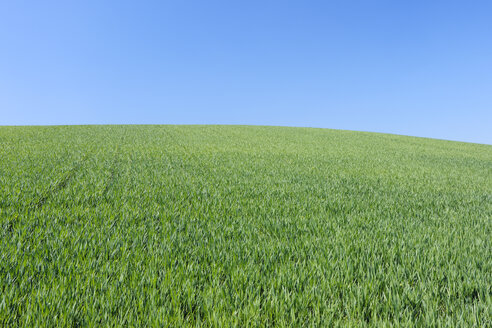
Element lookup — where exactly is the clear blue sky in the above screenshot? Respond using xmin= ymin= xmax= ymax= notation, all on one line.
xmin=1 ymin=1 xmax=491 ymax=144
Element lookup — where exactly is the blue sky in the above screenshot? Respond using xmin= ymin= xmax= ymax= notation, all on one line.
xmin=1 ymin=1 xmax=491 ymax=144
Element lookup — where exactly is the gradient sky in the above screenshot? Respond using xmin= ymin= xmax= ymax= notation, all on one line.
xmin=1 ymin=1 xmax=491 ymax=144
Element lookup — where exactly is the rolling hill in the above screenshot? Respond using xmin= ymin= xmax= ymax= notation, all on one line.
xmin=1 ymin=125 xmax=491 ymax=326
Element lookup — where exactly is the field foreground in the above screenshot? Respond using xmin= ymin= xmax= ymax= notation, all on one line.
xmin=1 ymin=125 xmax=491 ymax=326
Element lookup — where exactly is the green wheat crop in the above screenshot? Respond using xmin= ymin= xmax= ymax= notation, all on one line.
xmin=1 ymin=125 xmax=491 ymax=326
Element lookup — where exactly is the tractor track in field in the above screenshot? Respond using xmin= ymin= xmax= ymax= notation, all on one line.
xmin=102 ymin=158 xmax=118 ymax=199
xmin=101 ymin=136 xmax=125 ymax=201
xmin=32 ymin=132 xmax=127 ymax=210
xmin=30 ymin=150 xmax=93 ymax=210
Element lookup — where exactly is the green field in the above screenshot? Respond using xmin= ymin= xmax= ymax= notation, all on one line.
xmin=1 ymin=125 xmax=491 ymax=326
